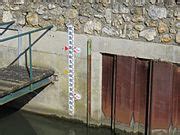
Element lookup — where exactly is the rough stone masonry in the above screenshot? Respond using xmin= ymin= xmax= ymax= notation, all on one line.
xmin=0 ymin=0 xmax=180 ymax=44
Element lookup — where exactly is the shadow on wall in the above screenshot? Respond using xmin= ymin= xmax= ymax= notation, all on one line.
xmin=0 ymin=86 xmax=47 ymax=135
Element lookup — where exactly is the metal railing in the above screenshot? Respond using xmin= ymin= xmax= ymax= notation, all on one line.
xmin=0 ymin=21 xmax=53 ymax=82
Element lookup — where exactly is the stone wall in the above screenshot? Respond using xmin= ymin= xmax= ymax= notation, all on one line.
xmin=0 ymin=0 xmax=180 ymax=44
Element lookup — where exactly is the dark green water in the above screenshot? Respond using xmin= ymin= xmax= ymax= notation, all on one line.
xmin=0 ymin=108 xmax=114 ymax=135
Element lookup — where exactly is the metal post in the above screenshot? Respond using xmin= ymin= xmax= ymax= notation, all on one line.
xmin=18 ymin=29 xmax=22 ymax=65
xmin=29 ymin=33 xmax=33 ymax=82
xmin=25 ymin=52 xmax=30 ymax=77
xmin=87 ymin=39 xmax=92 ymax=126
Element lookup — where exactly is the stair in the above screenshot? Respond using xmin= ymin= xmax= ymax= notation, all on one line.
xmin=0 ymin=65 xmax=54 ymax=105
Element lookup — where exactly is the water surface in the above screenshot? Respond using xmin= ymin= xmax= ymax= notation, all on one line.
xmin=0 ymin=108 xmax=114 ymax=135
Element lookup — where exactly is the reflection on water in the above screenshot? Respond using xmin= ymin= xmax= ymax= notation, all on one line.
xmin=0 ymin=108 xmax=114 ymax=135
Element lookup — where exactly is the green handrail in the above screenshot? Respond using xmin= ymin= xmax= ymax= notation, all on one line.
xmin=0 ymin=25 xmax=53 ymax=42
xmin=0 ymin=21 xmax=16 ymax=35
xmin=9 ymin=28 xmax=51 ymax=66
xmin=0 ymin=21 xmax=15 ymax=27
xmin=0 ymin=22 xmax=53 ymax=89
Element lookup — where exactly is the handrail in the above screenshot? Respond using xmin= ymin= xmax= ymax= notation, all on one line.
xmin=0 ymin=21 xmax=15 ymax=36
xmin=0 ymin=22 xmax=53 ymax=86
xmin=0 ymin=21 xmax=15 ymax=27
xmin=0 ymin=27 xmax=18 ymax=31
xmin=0 ymin=25 xmax=53 ymax=42
xmin=0 ymin=24 xmax=22 ymax=65
xmin=9 ymin=28 xmax=51 ymax=67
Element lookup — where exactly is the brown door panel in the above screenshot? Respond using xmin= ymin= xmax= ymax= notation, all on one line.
xmin=151 ymin=61 xmax=173 ymax=129
xmin=102 ymin=54 xmax=114 ymax=119
xmin=115 ymin=56 xmax=135 ymax=124
xmin=102 ymin=54 xmax=179 ymax=134
xmin=173 ymin=66 xmax=180 ymax=129
xmin=134 ymin=59 xmax=149 ymax=125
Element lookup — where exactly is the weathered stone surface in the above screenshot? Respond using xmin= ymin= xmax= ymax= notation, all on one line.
xmin=48 ymin=4 xmax=56 ymax=10
xmin=55 ymin=16 xmax=65 ymax=27
xmin=13 ymin=12 xmax=25 ymax=26
xmin=84 ymin=21 xmax=94 ymax=34
xmin=97 ymin=5 xmax=105 ymax=13
xmin=169 ymin=18 xmax=176 ymax=26
xmin=174 ymin=8 xmax=180 ymax=21
xmin=79 ymin=4 xmax=93 ymax=17
xmin=148 ymin=5 xmax=167 ymax=20
xmin=145 ymin=20 xmax=157 ymax=27
xmin=3 ymin=4 xmax=10 ymax=11
xmin=72 ymin=2 xmax=80 ymax=9
xmin=10 ymin=6 xmax=20 ymax=11
xmin=42 ymin=15 xmax=49 ymax=20
xmin=134 ymin=24 xmax=144 ymax=31
xmin=101 ymin=0 xmax=111 ymax=7
xmin=112 ymin=15 xmax=123 ymax=29
xmin=128 ymin=30 xmax=139 ymax=39
xmin=73 ymin=19 xmax=81 ymax=31
xmin=39 ymin=19 xmax=52 ymax=27
xmin=176 ymin=22 xmax=180 ymax=29
xmin=127 ymin=24 xmax=133 ymax=30
xmin=13 ymin=0 xmax=24 ymax=5
xmin=120 ymin=24 xmax=127 ymax=38
xmin=174 ymin=8 xmax=180 ymax=16
xmin=105 ymin=8 xmax=112 ymax=24
xmin=140 ymin=28 xmax=157 ymax=41
xmin=65 ymin=9 xmax=78 ymax=19
xmin=84 ymin=20 xmax=101 ymax=34
xmin=156 ymin=0 xmax=164 ymax=4
xmin=94 ymin=14 xmax=103 ymax=19
xmin=102 ymin=26 xmax=119 ymax=36
xmin=93 ymin=21 xmax=102 ymax=34
xmin=150 ymin=0 xmax=156 ymax=4
xmin=49 ymin=7 xmax=63 ymax=16
xmin=132 ymin=15 xmax=144 ymax=22
xmin=133 ymin=7 xmax=144 ymax=15
xmin=0 ymin=5 xmax=3 ymax=10
xmin=119 ymin=4 xmax=129 ymax=14
xmin=170 ymin=28 xmax=176 ymax=34
xmin=112 ymin=3 xmax=119 ymax=14
xmin=26 ymin=12 xmax=39 ymax=26
xmin=0 ymin=0 xmax=178 ymax=45
xmin=124 ymin=0 xmax=129 ymax=6
xmin=158 ymin=21 xmax=168 ymax=34
xmin=176 ymin=32 xmax=180 ymax=43
xmin=167 ymin=9 xmax=174 ymax=18
xmin=79 ymin=16 xmax=89 ymax=24
xmin=3 ymin=11 xmax=13 ymax=22
xmin=134 ymin=0 xmax=145 ymax=6
xmin=161 ymin=34 xmax=172 ymax=43
xmin=122 ymin=14 xmax=131 ymax=22
xmin=36 ymin=5 xmax=47 ymax=15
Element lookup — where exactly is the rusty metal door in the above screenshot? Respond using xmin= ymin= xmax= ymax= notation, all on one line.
xmin=102 ymin=55 xmax=149 ymax=134
xmin=115 ymin=56 xmax=149 ymax=134
xmin=150 ymin=61 xmax=173 ymax=135
xmin=172 ymin=65 xmax=180 ymax=131
xmin=115 ymin=56 xmax=135 ymax=127
xmin=102 ymin=54 xmax=180 ymax=135
xmin=102 ymin=54 xmax=114 ymax=125
xmin=133 ymin=59 xmax=149 ymax=134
